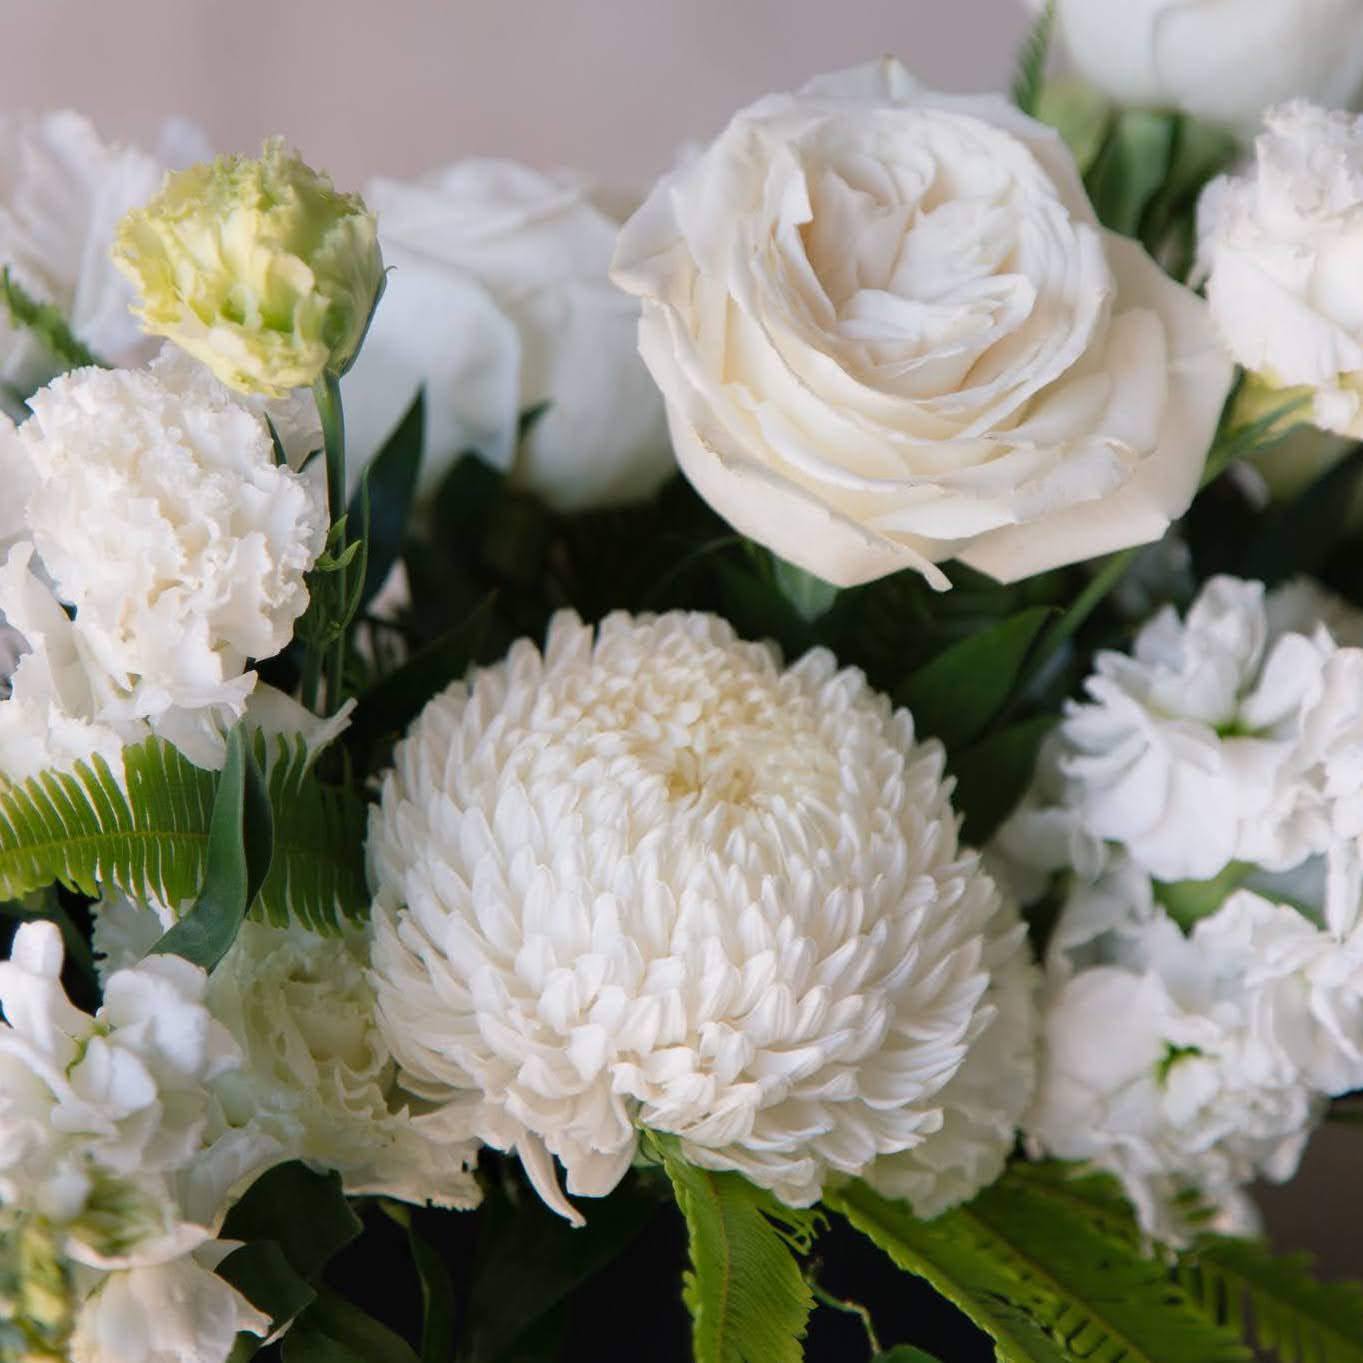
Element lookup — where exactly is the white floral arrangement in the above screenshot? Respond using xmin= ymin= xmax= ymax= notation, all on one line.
xmin=4 ymin=5 xmax=1363 ymax=1361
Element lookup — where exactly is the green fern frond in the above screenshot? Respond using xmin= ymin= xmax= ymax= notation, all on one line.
xmin=1179 ymin=1237 xmax=1363 ymax=1363
xmin=655 ymin=1136 xmax=818 ymax=1363
xmin=1011 ymin=0 xmax=1055 ymax=117
xmin=0 ymin=735 xmax=367 ymax=932
xmin=828 ymin=1173 xmax=1248 ymax=1363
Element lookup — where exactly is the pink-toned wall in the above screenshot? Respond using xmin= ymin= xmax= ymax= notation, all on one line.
xmin=5 ymin=0 xmax=1361 ymax=1276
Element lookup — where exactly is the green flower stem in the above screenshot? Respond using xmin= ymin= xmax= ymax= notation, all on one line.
xmin=314 ymin=371 xmax=349 ymax=715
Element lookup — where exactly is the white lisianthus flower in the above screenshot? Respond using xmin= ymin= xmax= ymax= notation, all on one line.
xmin=369 ymin=610 xmax=1037 ymax=1224
xmin=344 ymin=159 xmax=672 ymax=512
xmin=0 ymin=351 xmax=327 ymax=776
xmin=611 ymin=59 xmax=1232 ymax=590
xmin=1027 ymin=899 xmax=1321 ymax=1241
xmin=0 ymin=922 xmax=276 ymax=1363
xmin=1200 ymin=103 xmax=1363 ymax=438
xmin=1052 ymin=576 xmax=1340 ymax=881
xmin=1040 ymin=0 xmax=1363 ymax=133
xmin=0 ymin=113 xmax=168 ymax=402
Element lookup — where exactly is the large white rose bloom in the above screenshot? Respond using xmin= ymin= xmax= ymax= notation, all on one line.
xmin=1027 ymin=880 xmax=1321 ymax=1241
xmin=0 ymin=112 xmax=170 ymax=405
xmin=611 ymin=59 xmax=1232 ymax=590
xmin=0 ymin=922 xmax=276 ymax=1363
xmin=1043 ymin=575 xmax=1353 ymax=882
xmin=1041 ymin=0 xmax=1363 ymax=133
xmin=1200 ymin=103 xmax=1363 ymax=438
xmin=344 ymin=159 xmax=672 ymax=512
xmin=369 ymin=609 xmax=1037 ymax=1225
xmin=91 ymin=894 xmax=483 ymax=1212
xmin=0 ymin=351 xmax=327 ymax=778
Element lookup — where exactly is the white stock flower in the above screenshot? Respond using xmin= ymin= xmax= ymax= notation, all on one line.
xmin=1042 ymin=0 xmax=1363 ymax=133
xmin=0 ymin=352 xmax=327 ymax=777
xmin=1027 ymin=895 xmax=1321 ymax=1240
xmin=0 ymin=113 xmax=169 ymax=401
xmin=0 ymin=922 xmax=275 ymax=1363
xmin=1200 ymin=103 xmax=1363 ymax=438
xmin=1052 ymin=576 xmax=1341 ymax=881
xmin=611 ymin=59 xmax=1232 ymax=590
xmin=369 ymin=610 xmax=1037 ymax=1224
xmin=345 ymin=159 xmax=672 ymax=512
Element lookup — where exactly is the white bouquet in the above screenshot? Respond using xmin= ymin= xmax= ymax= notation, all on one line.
xmin=2 ymin=7 xmax=1363 ymax=1360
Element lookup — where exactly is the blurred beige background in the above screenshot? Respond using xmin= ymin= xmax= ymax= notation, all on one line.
xmin=2 ymin=0 xmax=1030 ymax=188
xmin=4 ymin=0 xmax=1361 ymax=1277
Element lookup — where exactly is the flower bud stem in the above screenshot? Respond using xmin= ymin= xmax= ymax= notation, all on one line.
xmin=314 ymin=371 xmax=350 ymax=715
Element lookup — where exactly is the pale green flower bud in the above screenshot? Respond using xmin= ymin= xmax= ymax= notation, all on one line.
xmin=114 ymin=138 xmax=384 ymax=397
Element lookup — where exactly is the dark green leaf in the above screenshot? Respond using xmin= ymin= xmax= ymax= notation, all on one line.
xmin=896 ymin=607 xmax=1054 ymax=751
xmin=221 ymin=1163 xmax=362 ymax=1282
xmin=952 ymin=715 xmax=1058 ymax=846
xmin=462 ymin=1175 xmax=658 ymax=1362
xmin=874 ymin=1350 xmax=945 ymax=1363
xmin=347 ymin=593 xmax=496 ymax=754
xmin=348 ymin=389 xmax=425 ymax=615
xmin=382 ymin=1203 xmax=456 ymax=1363
xmin=0 ymin=265 xmax=107 ymax=372
xmin=217 ymin=1241 xmax=316 ymax=1334
xmin=1241 ymin=443 xmax=1363 ymax=588
xmin=1011 ymin=0 xmax=1054 ymax=116
xmin=657 ymin=1135 xmax=818 ymax=1363
xmin=1086 ymin=110 xmax=1178 ymax=237
xmin=150 ymin=727 xmax=273 ymax=970
xmin=282 ymin=1287 xmax=420 ymax=1363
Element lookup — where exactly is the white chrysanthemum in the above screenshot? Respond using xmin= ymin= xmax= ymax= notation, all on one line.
xmin=369 ymin=610 xmax=1037 ymax=1224
xmin=0 ymin=922 xmax=276 ymax=1363
xmin=1027 ymin=891 xmax=1321 ymax=1241
xmin=1053 ymin=576 xmax=1342 ymax=882
xmin=0 ymin=352 xmax=327 ymax=775
xmin=0 ymin=112 xmax=168 ymax=403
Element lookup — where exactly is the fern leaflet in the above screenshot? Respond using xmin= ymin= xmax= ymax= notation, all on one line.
xmin=0 ymin=735 xmax=367 ymax=932
xmin=1011 ymin=0 xmax=1055 ymax=117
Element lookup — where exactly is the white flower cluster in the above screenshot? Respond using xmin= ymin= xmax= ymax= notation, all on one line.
xmin=0 ymin=350 xmax=327 ymax=780
xmin=996 ymin=574 xmax=1363 ymax=1238
xmin=369 ymin=609 xmax=1038 ymax=1224
xmin=0 ymin=921 xmax=276 ymax=1363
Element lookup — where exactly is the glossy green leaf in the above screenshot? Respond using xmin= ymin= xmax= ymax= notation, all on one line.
xmin=896 ymin=607 xmax=1054 ymax=751
xmin=220 ymin=1163 xmax=362 ymax=1282
xmin=873 ymin=1350 xmax=945 ymax=1363
xmin=348 ymin=389 xmax=424 ymax=615
xmin=282 ymin=1287 xmax=420 ymax=1363
xmin=150 ymin=727 xmax=273 ymax=970
xmin=1086 ymin=110 xmax=1178 ymax=237
xmin=382 ymin=1203 xmax=456 ymax=1363
xmin=951 ymin=715 xmax=1058 ymax=846
xmin=217 ymin=1240 xmax=316 ymax=1337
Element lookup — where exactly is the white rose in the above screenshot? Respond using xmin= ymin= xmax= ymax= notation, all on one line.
xmin=612 ymin=60 xmax=1232 ymax=590
xmin=344 ymin=159 xmax=672 ymax=512
xmin=1044 ymin=0 xmax=1363 ymax=133
xmin=1200 ymin=102 xmax=1363 ymax=438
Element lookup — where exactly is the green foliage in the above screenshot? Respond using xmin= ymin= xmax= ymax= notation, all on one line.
xmin=219 ymin=1163 xmax=364 ymax=1359
xmin=897 ymin=607 xmax=1054 ymax=752
xmin=1085 ymin=111 xmax=1178 ymax=237
xmin=657 ymin=1137 xmax=819 ymax=1363
xmin=1179 ymin=1237 xmax=1363 ymax=1363
xmin=1011 ymin=0 xmax=1055 ymax=117
xmin=876 ymin=1350 xmax=947 ymax=1363
xmin=283 ymin=1286 xmax=421 ymax=1363
xmin=1036 ymin=81 xmax=1112 ymax=175
xmin=0 ymin=734 xmax=368 ymax=933
xmin=0 ymin=264 xmax=107 ymax=372
xmin=829 ymin=1170 xmax=1250 ymax=1363
xmin=382 ymin=1203 xmax=457 ymax=1363
xmin=150 ymin=727 xmax=274 ymax=970
xmin=951 ymin=715 xmax=1058 ymax=846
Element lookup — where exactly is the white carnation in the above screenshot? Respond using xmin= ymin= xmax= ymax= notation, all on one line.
xmin=1052 ymin=576 xmax=1339 ymax=881
xmin=1200 ymin=103 xmax=1363 ymax=437
xmin=0 ymin=112 xmax=167 ymax=402
xmin=0 ymin=354 xmax=328 ymax=776
xmin=1027 ymin=891 xmax=1321 ymax=1241
xmin=369 ymin=610 xmax=1037 ymax=1224
xmin=0 ymin=922 xmax=276 ymax=1363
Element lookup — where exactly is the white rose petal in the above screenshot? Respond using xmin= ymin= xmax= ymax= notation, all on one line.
xmin=345 ymin=158 xmax=672 ymax=512
xmin=612 ymin=60 xmax=1231 ymax=590
xmin=369 ymin=609 xmax=1037 ymax=1224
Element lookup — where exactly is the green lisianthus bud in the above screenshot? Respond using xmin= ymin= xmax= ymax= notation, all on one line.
xmin=114 ymin=138 xmax=384 ymax=397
